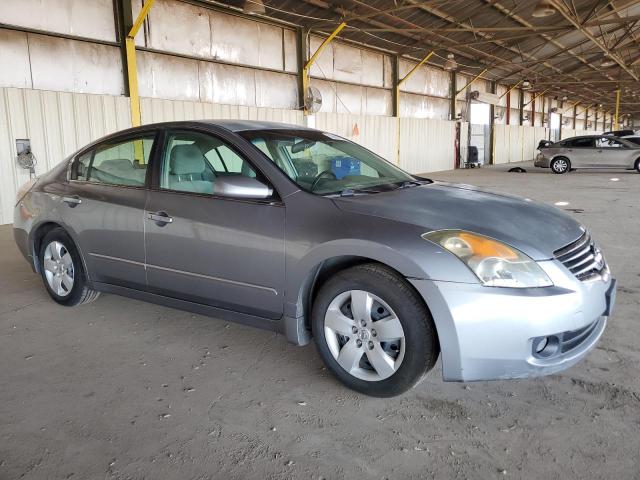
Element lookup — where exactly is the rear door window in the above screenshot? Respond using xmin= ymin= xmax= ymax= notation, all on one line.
xmin=71 ymin=134 xmax=156 ymax=187
xmin=569 ymin=138 xmax=596 ymax=148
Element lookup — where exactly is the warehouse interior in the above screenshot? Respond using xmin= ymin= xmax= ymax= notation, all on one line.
xmin=1 ymin=0 xmax=640 ymax=478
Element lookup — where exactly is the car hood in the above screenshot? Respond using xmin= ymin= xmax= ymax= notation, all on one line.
xmin=332 ymin=181 xmax=584 ymax=260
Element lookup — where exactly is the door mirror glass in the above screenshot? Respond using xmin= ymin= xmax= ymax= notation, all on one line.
xmin=214 ymin=176 xmax=273 ymax=199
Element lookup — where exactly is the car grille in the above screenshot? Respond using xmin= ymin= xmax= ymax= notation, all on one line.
xmin=554 ymin=232 xmax=606 ymax=281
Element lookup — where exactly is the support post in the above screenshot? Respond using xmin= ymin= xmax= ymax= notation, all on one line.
xmin=573 ymin=104 xmax=577 ymax=129
xmin=505 ymin=85 xmax=511 ymax=125
xmin=489 ymin=81 xmax=496 ymax=165
xmin=614 ymin=89 xmax=621 ymax=130
xmin=392 ymin=55 xmax=400 ymax=117
xmin=450 ymin=70 xmax=457 ymax=121
xmin=518 ymin=89 xmax=524 ymax=125
xmin=303 ymin=22 xmax=346 ymax=115
xmin=125 ymin=0 xmax=155 ymax=127
xmin=394 ymin=50 xmax=434 ymax=164
xmin=296 ymin=26 xmax=308 ymax=113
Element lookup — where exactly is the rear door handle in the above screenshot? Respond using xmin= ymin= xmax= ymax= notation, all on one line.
xmin=62 ymin=195 xmax=82 ymax=207
xmin=147 ymin=211 xmax=173 ymax=226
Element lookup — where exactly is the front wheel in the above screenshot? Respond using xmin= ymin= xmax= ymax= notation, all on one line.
xmin=635 ymin=158 xmax=640 ymax=173
xmin=312 ymin=264 xmax=439 ymax=397
xmin=550 ymin=157 xmax=571 ymax=174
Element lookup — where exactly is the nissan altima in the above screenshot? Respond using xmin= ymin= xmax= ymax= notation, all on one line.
xmin=13 ymin=121 xmax=616 ymax=397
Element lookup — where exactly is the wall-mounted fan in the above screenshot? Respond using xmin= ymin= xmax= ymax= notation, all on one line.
xmin=304 ymin=86 xmax=323 ymax=114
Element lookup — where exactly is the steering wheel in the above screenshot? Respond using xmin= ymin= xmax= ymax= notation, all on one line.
xmin=310 ymin=169 xmax=337 ymax=191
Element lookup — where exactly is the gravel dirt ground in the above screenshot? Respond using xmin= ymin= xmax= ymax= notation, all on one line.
xmin=1 ymin=162 xmax=639 ymax=480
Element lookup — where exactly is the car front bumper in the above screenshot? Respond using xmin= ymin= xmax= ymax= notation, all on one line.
xmin=410 ymin=260 xmax=615 ymax=382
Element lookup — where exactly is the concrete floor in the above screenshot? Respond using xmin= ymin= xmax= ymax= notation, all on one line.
xmin=1 ymin=162 xmax=639 ymax=479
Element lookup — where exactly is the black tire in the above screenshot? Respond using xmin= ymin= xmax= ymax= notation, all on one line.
xmin=38 ymin=227 xmax=100 ymax=306
xmin=312 ymin=263 xmax=439 ymax=397
xmin=550 ymin=157 xmax=571 ymax=174
xmin=635 ymin=158 xmax=640 ymax=173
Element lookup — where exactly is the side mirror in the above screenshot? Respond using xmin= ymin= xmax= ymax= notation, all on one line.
xmin=214 ymin=175 xmax=273 ymax=199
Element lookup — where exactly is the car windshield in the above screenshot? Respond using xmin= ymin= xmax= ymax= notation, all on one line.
xmin=239 ymin=129 xmax=417 ymax=195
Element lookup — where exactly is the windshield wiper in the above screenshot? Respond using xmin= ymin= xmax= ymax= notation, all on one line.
xmin=324 ymin=187 xmax=386 ymax=197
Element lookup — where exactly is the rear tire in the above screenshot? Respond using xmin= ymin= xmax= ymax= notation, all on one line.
xmin=635 ymin=158 xmax=640 ymax=173
xmin=550 ymin=157 xmax=571 ymax=174
xmin=312 ymin=263 xmax=439 ymax=397
xmin=39 ymin=228 xmax=100 ymax=306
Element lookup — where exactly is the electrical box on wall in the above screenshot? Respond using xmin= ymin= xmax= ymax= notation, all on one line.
xmin=16 ymin=139 xmax=31 ymax=155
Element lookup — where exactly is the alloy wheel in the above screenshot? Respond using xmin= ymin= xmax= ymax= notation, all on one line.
xmin=552 ymin=159 xmax=568 ymax=173
xmin=43 ymin=240 xmax=75 ymax=297
xmin=324 ymin=290 xmax=405 ymax=381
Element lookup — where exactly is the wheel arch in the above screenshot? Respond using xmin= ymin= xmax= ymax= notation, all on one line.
xmin=30 ymin=221 xmax=90 ymax=279
xmin=286 ymin=242 xmax=438 ymax=345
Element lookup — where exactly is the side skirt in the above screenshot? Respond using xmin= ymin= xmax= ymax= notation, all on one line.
xmin=93 ymin=282 xmax=290 ymax=339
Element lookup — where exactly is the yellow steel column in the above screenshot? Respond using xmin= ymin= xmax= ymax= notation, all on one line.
xmin=456 ymin=68 xmax=488 ymax=95
xmin=126 ymin=0 xmax=155 ymax=128
xmin=395 ymin=50 xmax=434 ymax=164
xmin=303 ymin=22 xmax=346 ymax=115
xmin=614 ymin=89 xmax=621 ymax=130
xmin=498 ymin=80 xmax=522 ymax=99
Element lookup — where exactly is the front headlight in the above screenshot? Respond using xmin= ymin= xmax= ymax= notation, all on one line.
xmin=423 ymin=230 xmax=552 ymax=288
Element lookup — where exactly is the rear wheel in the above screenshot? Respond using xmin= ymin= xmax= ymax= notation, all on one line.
xmin=551 ymin=157 xmax=571 ymax=174
xmin=635 ymin=158 xmax=640 ymax=173
xmin=312 ymin=264 xmax=439 ymax=397
xmin=39 ymin=228 xmax=100 ymax=306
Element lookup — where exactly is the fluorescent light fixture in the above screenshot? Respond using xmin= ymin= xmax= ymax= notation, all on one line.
xmin=243 ymin=0 xmax=265 ymax=15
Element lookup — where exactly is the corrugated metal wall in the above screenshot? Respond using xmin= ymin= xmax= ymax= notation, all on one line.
xmin=399 ymin=118 xmax=456 ymax=173
xmin=314 ymin=112 xmax=398 ymax=163
xmin=493 ymin=125 xmax=549 ymax=164
xmin=0 ymin=87 xmax=131 ymax=224
xmin=139 ymin=97 xmax=304 ymax=125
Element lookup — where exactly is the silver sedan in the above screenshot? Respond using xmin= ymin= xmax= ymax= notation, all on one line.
xmin=13 ymin=121 xmax=616 ymax=397
xmin=535 ymin=135 xmax=640 ymax=173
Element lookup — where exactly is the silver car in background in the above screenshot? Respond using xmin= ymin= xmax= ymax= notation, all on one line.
xmin=14 ymin=121 xmax=617 ymax=397
xmin=535 ymin=135 xmax=640 ymax=174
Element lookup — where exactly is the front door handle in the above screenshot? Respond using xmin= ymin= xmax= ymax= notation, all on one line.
xmin=62 ymin=195 xmax=82 ymax=207
xmin=147 ymin=211 xmax=173 ymax=226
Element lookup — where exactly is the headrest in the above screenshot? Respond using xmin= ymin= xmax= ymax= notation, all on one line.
xmin=97 ymin=158 xmax=134 ymax=174
xmin=170 ymin=144 xmax=205 ymax=175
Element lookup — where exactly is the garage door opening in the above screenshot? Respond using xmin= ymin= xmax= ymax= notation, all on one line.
xmin=469 ymin=102 xmax=491 ymax=166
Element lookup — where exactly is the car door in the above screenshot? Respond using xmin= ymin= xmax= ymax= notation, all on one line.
xmin=564 ymin=137 xmax=597 ymax=167
xmin=144 ymin=127 xmax=285 ymax=320
xmin=595 ymin=137 xmax=633 ymax=168
xmin=60 ymin=130 xmax=158 ymax=290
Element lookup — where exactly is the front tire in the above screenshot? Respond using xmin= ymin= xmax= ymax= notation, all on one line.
xmin=550 ymin=157 xmax=571 ymax=174
xmin=635 ymin=158 xmax=640 ymax=173
xmin=39 ymin=228 xmax=100 ymax=306
xmin=312 ymin=264 xmax=439 ymax=397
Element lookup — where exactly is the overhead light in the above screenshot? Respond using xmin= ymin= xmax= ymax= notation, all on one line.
xmin=522 ymin=80 xmax=532 ymax=90
xmin=532 ymin=0 xmax=556 ymax=17
xmin=243 ymin=0 xmax=265 ymax=15
xmin=600 ymin=55 xmax=616 ymax=68
xmin=562 ymin=96 xmax=568 ymax=101
xmin=443 ymin=53 xmax=458 ymax=72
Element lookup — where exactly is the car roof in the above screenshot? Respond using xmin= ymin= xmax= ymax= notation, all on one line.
xmin=131 ymin=119 xmax=314 ymax=133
